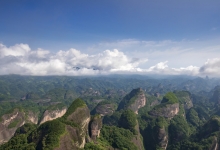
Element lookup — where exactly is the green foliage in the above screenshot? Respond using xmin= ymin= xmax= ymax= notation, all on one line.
xmin=169 ymin=115 xmax=190 ymax=144
xmin=8 ymin=119 xmax=20 ymax=128
xmin=103 ymin=111 xmax=122 ymax=126
xmin=34 ymin=119 xmax=66 ymax=150
xmin=62 ymin=98 xmax=86 ymax=119
xmin=117 ymin=88 xmax=142 ymax=110
xmin=100 ymin=125 xmax=138 ymax=150
xmin=167 ymin=136 xmax=215 ymax=150
xmin=119 ymin=109 xmax=137 ymax=134
xmin=138 ymin=114 xmax=169 ymax=150
xmin=46 ymin=103 xmax=66 ymax=112
xmin=84 ymin=142 xmax=106 ymax=150
xmin=0 ymin=124 xmax=37 ymax=150
xmin=161 ymin=92 xmax=178 ymax=104
xmin=15 ymin=123 xmax=38 ymax=135
xmin=186 ymin=108 xmax=200 ymax=127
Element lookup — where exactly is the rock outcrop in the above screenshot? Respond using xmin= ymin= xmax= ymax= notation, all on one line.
xmin=0 ymin=109 xmax=38 ymax=145
xmin=149 ymin=92 xmax=179 ymax=119
xmin=93 ymin=101 xmax=116 ymax=116
xmin=155 ymin=127 xmax=168 ymax=150
xmin=118 ymin=88 xmax=146 ymax=114
xmin=174 ymin=91 xmax=193 ymax=110
xmin=39 ymin=107 xmax=67 ymax=125
xmin=149 ymin=103 xmax=179 ymax=119
xmin=89 ymin=115 xmax=102 ymax=141
xmin=55 ymin=99 xmax=90 ymax=150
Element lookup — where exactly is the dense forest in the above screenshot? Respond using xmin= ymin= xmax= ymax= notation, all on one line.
xmin=1 ymin=75 xmax=220 ymax=150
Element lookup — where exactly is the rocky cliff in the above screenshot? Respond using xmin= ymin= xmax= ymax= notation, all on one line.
xmin=89 ymin=115 xmax=102 ymax=141
xmin=39 ymin=107 xmax=67 ymax=125
xmin=118 ymin=88 xmax=146 ymax=114
xmin=149 ymin=103 xmax=179 ymax=119
xmin=149 ymin=92 xmax=179 ymax=119
xmin=155 ymin=127 xmax=168 ymax=150
xmin=174 ymin=91 xmax=193 ymax=110
xmin=0 ymin=108 xmax=38 ymax=145
xmin=55 ymin=99 xmax=90 ymax=150
xmin=92 ymin=101 xmax=116 ymax=116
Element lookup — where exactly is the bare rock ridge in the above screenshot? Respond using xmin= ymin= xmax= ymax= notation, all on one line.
xmin=0 ymin=109 xmax=38 ymax=145
xmin=156 ymin=127 xmax=168 ymax=150
xmin=149 ymin=92 xmax=179 ymax=119
xmin=55 ymin=99 xmax=91 ymax=150
xmin=0 ymin=104 xmax=68 ymax=145
xmin=39 ymin=107 xmax=67 ymax=125
xmin=118 ymin=88 xmax=146 ymax=114
xmin=89 ymin=115 xmax=102 ymax=141
xmin=149 ymin=103 xmax=179 ymax=119
xmin=92 ymin=101 xmax=116 ymax=116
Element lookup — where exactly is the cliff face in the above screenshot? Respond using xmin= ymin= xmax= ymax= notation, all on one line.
xmin=118 ymin=88 xmax=146 ymax=114
xmin=89 ymin=115 xmax=102 ymax=141
xmin=174 ymin=91 xmax=193 ymax=110
xmin=128 ymin=91 xmax=146 ymax=114
xmin=39 ymin=108 xmax=67 ymax=125
xmin=149 ymin=103 xmax=179 ymax=119
xmin=94 ymin=102 xmax=116 ymax=116
xmin=0 ymin=109 xmax=38 ymax=145
xmin=155 ymin=127 xmax=168 ymax=150
xmin=55 ymin=101 xmax=91 ymax=150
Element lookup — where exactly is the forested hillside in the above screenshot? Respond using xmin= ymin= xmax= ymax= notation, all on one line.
xmin=1 ymin=75 xmax=220 ymax=149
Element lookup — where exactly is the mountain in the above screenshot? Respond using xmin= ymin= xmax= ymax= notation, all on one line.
xmin=118 ymin=88 xmax=146 ymax=114
xmin=1 ymin=75 xmax=220 ymax=150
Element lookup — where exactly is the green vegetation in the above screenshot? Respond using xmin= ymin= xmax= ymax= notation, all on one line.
xmin=35 ymin=120 xmax=66 ymax=150
xmin=100 ymin=125 xmax=138 ymax=150
xmin=118 ymin=88 xmax=142 ymax=110
xmin=186 ymin=108 xmax=200 ymax=127
xmin=62 ymin=98 xmax=86 ymax=119
xmin=8 ymin=120 xmax=20 ymax=128
xmin=46 ymin=103 xmax=66 ymax=112
xmin=161 ymin=92 xmax=178 ymax=104
xmin=169 ymin=114 xmax=190 ymax=144
xmin=1 ymin=75 xmax=220 ymax=150
xmin=119 ymin=109 xmax=137 ymax=134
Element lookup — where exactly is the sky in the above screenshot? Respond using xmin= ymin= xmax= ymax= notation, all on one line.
xmin=0 ymin=0 xmax=220 ymax=77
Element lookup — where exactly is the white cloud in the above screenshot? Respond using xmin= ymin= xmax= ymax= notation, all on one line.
xmin=0 ymin=43 xmax=147 ymax=75
xmin=0 ymin=43 xmax=30 ymax=57
xmin=199 ymin=58 xmax=220 ymax=76
xmin=0 ymin=42 xmax=220 ymax=77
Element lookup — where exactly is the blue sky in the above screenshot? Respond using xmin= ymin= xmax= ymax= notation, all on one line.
xmin=0 ymin=0 xmax=220 ymax=76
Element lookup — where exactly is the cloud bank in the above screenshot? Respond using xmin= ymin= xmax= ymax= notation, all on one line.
xmin=0 ymin=43 xmax=220 ymax=77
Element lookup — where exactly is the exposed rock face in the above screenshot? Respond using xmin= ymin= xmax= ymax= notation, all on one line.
xmin=149 ymin=103 xmax=179 ymax=119
xmin=55 ymin=105 xmax=90 ymax=150
xmin=0 ymin=109 xmax=38 ymax=145
xmin=27 ymin=111 xmax=39 ymax=124
xmin=132 ymin=123 xmax=145 ymax=150
xmin=174 ymin=91 xmax=193 ymax=110
xmin=209 ymin=136 xmax=219 ymax=150
xmin=128 ymin=92 xmax=146 ymax=114
xmin=156 ymin=127 xmax=168 ymax=150
xmin=89 ymin=115 xmax=102 ymax=141
xmin=39 ymin=108 xmax=67 ymax=125
xmin=183 ymin=98 xmax=193 ymax=110
xmin=95 ymin=103 xmax=115 ymax=116
xmin=118 ymin=88 xmax=146 ymax=114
